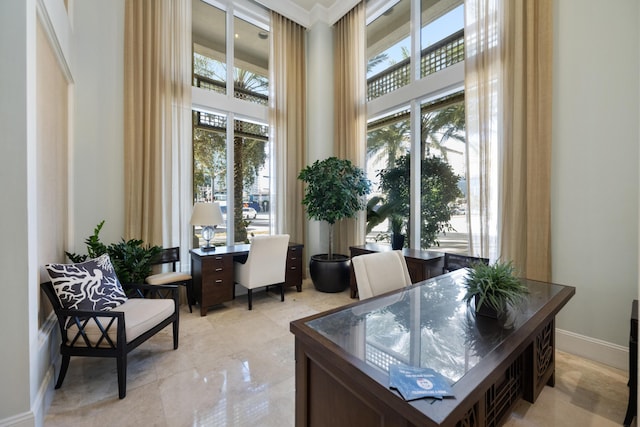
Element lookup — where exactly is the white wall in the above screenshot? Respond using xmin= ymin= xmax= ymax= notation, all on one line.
xmin=552 ymin=0 xmax=639 ymax=365
xmin=0 ymin=1 xmax=35 ymax=425
xmin=305 ymin=21 xmax=334 ymax=261
xmin=71 ymin=0 xmax=125 ymax=250
xmin=0 ymin=0 xmax=125 ymax=425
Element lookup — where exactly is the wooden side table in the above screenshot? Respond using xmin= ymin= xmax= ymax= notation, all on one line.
xmin=624 ymin=299 xmax=638 ymax=426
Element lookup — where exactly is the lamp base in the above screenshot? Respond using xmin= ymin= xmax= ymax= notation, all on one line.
xmin=201 ymin=245 xmax=217 ymax=252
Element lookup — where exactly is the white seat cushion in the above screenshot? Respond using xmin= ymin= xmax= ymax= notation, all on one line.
xmin=146 ymin=271 xmax=191 ymax=285
xmin=65 ymin=298 xmax=175 ymax=346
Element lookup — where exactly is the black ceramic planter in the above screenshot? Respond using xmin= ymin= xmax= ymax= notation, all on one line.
xmin=474 ymin=294 xmax=504 ymax=319
xmin=309 ymin=254 xmax=350 ymax=293
xmin=391 ymin=233 xmax=405 ymax=250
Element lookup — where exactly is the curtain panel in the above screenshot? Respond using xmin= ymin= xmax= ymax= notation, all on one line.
xmin=465 ymin=0 xmax=553 ymax=280
xmin=269 ymin=12 xmax=307 ymax=249
xmin=333 ymin=1 xmax=366 ymax=256
xmin=499 ymin=0 xmax=553 ymax=281
xmin=464 ymin=0 xmax=501 ymax=261
xmin=124 ymin=0 xmax=192 ymax=257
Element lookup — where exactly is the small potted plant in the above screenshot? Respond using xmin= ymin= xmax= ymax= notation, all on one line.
xmin=462 ymin=260 xmax=528 ymax=318
xmin=298 ymin=157 xmax=371 ymax=292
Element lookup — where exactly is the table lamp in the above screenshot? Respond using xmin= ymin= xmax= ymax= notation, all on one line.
xmin=190 ymin=202 xmax=224 ymax=251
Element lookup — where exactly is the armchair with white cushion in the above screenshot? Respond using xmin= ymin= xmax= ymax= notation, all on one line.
xmin=352 ymin=250 xmax=412 ymax=300
xmin=234 ymin=234 xmax=290 ymax=310
xmin=43 ymin=254 xmax=179 ymax=399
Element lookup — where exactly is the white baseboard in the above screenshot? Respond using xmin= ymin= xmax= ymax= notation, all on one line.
xmin=556 ymin=328 xmax=629 ymax=371
xmin=0 ymin=315 xmax=58 ymax=427
xmin=0 ymin=412 xmax=35 ymax=427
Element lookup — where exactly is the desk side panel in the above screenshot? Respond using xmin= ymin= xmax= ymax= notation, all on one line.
xmin=293 ymin=331 xmax=421 ymax=427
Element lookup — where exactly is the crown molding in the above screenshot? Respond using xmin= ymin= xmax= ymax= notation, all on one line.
xmin=255 ymin=0 xmax=361 ymax=28
xmin=255 ymin=0 xmax=312 ymax=28
xmin=325 ymin=0 xmax=360 ymax=25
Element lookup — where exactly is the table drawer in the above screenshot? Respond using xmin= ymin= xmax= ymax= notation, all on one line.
xmin=285 ymin=244 xmax=303 ymax=290
xmin=202 ymin=255 xmax=233 ymax=296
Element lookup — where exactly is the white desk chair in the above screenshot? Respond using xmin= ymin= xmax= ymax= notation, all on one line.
xmin=352 ymin=250 xmax=412 ymax=300
xmin=234 ymin=234 xmax=290 ymax=310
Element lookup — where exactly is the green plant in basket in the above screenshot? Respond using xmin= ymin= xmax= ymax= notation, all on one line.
xmin=462 ymin=260 xmax=529 ymax=317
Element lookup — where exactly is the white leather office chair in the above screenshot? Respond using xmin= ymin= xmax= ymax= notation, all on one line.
xmin=234 ymin=234 xmax=290 ymax=310
xmin=352 ymin=250 xmax=412 ymax=300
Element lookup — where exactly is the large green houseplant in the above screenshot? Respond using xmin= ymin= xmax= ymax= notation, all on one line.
xmin=366 ymin=154 xmax=461 ymax=249
xmin=66 ymin=220 xmax=162 ymax=285
xmin=298 ymin=157 xmax=370 ymax=292
xmin=462 ymin=260 xmax=529 ymax=318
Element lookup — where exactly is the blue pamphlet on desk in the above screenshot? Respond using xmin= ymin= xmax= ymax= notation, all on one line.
xmin=389 ymin=364 xmax=454 ymax=401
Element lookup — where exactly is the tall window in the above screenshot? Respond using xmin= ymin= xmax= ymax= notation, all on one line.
xmin=192 ymin=0 xmax=271 ymax=245
xmin=367 ymin=0 xmax=411 ymax=100
xmin=366 ymin=0 xmax=467 ymax=253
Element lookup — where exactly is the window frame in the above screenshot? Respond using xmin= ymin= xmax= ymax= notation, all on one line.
xmin=366 ymin=0 xmax=465 ymax=250
xmin=192 ymin=0 xmax=271 ymax=244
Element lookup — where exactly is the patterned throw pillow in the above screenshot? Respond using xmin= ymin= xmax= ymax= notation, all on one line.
xmin=46 ymin=254 xmax=128 ymax=311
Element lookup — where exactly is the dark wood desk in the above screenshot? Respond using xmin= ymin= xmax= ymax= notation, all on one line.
xmin=349 ymin=244 xmax=445 ymax=298
xmin=190 ymin=242 xmax=303 ymax=316
xmin=624 ymin=299 xmax=638 ymax=426
xmin=290 ymin=269 xmax=575 ymax=427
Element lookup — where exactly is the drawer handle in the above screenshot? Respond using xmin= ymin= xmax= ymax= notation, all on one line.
xmin=290 ymin=257 xmax=297 ymax=260
xmin=290 ymin=266 xmax=297 ymax=270
xmin=215 ymin=268 xmax=223 ymax=272
xmin=215 ymin=256 xmax=223 ymax=260
xmin=215 ymin=279 xmax=222 ymax=283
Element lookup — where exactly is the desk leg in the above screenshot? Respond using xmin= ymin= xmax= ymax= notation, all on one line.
xmin=624 ymin=337 xmax=637 ymax=426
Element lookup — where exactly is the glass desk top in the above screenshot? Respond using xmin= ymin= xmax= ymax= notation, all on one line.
xmin=305 ymin=269 xmax=566 ymax=385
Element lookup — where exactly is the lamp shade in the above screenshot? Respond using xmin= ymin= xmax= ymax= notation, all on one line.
xmin=190 ymin=202 xmax=224 ymax=226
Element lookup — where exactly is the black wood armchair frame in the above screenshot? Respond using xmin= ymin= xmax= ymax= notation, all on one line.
xmin=41 ymin=281 xmax=180 ymax=399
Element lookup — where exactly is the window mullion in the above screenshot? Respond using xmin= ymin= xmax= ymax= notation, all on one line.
xmin=410 ymin=99 xmax=421 ymax=249
xmin=410 ymin=0 xmax=420 ymax=84
xmin=226 ymin=4 xmax=234 ymax=99
xmin=226 ymin=112 xmax=235 ymax=244
xmin=225 ymin=6 xmax=235 ymax=244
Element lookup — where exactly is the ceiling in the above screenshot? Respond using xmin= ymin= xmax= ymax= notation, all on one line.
xmin=288 ymin=0 xmax=337 ymax=10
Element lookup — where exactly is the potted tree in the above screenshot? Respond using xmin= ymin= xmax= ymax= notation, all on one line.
xmin=298 ymin=157 xmax=371 ymax=292
xmin=462 ymin=260 xmax=529 ymax=318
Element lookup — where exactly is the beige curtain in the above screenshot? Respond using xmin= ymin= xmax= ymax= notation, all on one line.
xmin=124 ymin=0 xmax=192 ymax=256
xmin=464 ymin=0 xmax=501 ymax=261
xmin=333 ymin=2 xmax=366 ymax=256
xmin=270 ymin=12 xmax=306 ymax=248
xmin=465 ymin=0 xmax=553 ymax=280
xmin=499 ymin=0 xmax=553 ymax=281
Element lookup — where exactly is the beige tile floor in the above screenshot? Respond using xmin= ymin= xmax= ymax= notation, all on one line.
xmin=44 ymin=280 xmax=634 ymax=427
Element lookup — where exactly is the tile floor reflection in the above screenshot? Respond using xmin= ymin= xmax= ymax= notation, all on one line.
xmin=44 ymin=280 xmax=633 ymax=427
